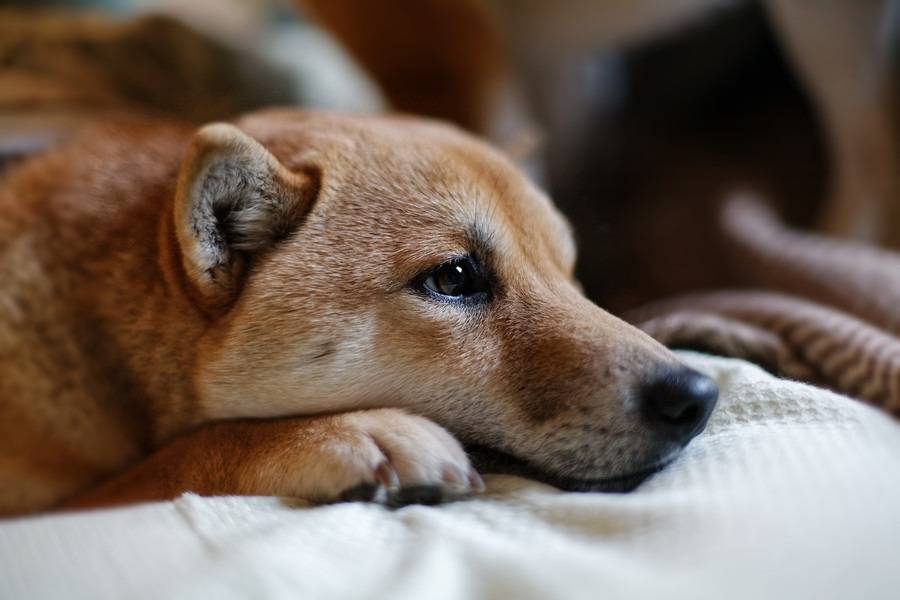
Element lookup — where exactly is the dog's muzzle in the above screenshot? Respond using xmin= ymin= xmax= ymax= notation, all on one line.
xmin=467 ymin=365 xmax=718 ymax=493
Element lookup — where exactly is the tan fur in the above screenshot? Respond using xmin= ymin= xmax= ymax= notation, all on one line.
xmin=1 ymin=109 xmax=692 ymax=516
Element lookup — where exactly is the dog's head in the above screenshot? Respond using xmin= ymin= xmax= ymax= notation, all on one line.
xmin=174 ymin=109 xmax=717 ymax=491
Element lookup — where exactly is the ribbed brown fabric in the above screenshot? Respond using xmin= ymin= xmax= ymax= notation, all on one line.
xmin=625 ymin=195 xmax=900 ymax=417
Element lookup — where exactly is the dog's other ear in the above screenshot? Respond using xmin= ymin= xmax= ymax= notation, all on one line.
xmin=174 ymin=123 xmax=317 ymax=305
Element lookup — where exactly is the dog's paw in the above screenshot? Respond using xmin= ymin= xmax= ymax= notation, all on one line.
xmin=57 ymin=411 xmax=482 ymax=511
xmin=267 ymin=408 xmax=484 ymax=507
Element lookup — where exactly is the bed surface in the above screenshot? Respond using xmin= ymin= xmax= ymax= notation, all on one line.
xmin=3 ymin=352 xmax=899 ymax=600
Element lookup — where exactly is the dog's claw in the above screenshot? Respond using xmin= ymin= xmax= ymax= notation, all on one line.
xmin=340 ymin=460 xmax=481 ymax=508
xmin=468 ymin=468 xmax=485 ymax=492
xmin=375 ymin=460 xmax=400 ymax=490
xmin=441 ymin=463 xmax=467 ymax=487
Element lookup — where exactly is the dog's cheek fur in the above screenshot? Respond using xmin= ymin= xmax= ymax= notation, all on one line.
xmin=492 ymin=329 xmax=679 ymax=479
xmin=351 ymin=279 xmax=686 ymax=480
xmin=483 ymin=292 xmax=684 ymax=479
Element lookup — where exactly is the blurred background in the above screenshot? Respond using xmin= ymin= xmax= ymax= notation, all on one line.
xmin=3 ymin=0 xmax=888 ymax=313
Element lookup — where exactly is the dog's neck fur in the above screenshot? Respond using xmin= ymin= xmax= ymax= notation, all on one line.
xmin=1 ymin=125 xmax=209 ymax=463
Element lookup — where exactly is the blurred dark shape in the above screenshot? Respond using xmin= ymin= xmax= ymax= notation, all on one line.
xmin=551 ymin=3 xmax=826 ymax=312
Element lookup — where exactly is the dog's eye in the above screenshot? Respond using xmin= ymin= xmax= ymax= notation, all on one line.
xmin=417 ymin=258 xmax=490 ymax=302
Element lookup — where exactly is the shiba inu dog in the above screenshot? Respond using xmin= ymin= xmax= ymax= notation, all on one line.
xmin=0 ymin=109 xmax=717 ymax=516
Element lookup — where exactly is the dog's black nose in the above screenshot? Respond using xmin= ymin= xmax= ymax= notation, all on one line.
xmin=640 ymin=367 xmax=718 ymax=443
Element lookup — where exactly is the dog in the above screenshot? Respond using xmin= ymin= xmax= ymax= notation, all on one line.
xmin=0 ymin=109 xmax=717 ymax=516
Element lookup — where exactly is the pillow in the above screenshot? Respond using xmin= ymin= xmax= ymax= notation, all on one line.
xmin=2 ymin=352 xmax=898 ymax=600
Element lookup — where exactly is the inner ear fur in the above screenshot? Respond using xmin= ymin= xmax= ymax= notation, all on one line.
xmin=174 ymin=122 xmax=317 ymax=305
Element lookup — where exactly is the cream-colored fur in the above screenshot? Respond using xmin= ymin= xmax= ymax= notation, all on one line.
xmin=0 ymin=110 xmax=712 ymax=516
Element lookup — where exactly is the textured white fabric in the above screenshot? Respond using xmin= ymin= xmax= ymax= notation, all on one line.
xmin=2 ymin=352 xmax=899 ymax=600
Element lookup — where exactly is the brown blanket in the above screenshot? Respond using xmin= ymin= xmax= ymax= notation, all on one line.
xmin=626 ymin=195 xmax=900 ymax=417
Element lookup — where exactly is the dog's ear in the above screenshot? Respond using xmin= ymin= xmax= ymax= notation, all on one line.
xmin=174 ymin=123 xmax=317 ymax=305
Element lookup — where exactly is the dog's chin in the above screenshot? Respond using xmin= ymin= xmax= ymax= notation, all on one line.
xmin=465 ymin=444 xmax=670 ymax=493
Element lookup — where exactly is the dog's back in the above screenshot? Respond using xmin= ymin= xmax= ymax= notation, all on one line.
xmin=0 ymin=126 xmax=195 ymax=513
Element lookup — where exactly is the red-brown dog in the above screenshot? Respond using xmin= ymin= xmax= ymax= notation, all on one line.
xmin=0 ymin=109 xmax=716 ymax=515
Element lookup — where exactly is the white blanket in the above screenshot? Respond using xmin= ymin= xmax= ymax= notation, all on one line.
xmin=3 ymin=353 xmax=899 ymax=600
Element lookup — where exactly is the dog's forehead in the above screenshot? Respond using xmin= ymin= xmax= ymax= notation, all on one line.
xmin=241 ymin=110 xmax=576 ymax=275
xmin=358 ymin=120 xmax=574 ymax=270
xmin=436 ymin=146 xmax=575 ymax=268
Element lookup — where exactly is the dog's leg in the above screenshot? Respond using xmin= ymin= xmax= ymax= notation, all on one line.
xmin=58 ymin=408 xmax=482 ymax=511
xmin=763 ymin=0 xmax=900 ymax=246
